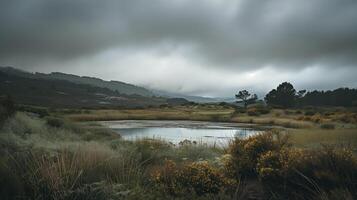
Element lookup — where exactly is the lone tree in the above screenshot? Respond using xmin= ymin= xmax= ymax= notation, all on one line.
xmin=235 ymin=90 xmax=258 ymax=108
xmin=265 ymin=82 xmax=297 ymax=108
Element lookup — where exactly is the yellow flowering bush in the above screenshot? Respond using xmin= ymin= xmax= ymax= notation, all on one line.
xmin=256 ymin=150 xmax=282 ymax=179
xmin=257 ymin=148 xmax=305 ymax=187
xmin=151 ymin=160 xmax=236 ymax=196
xmin=256 ymin=146 xmax=357 ymax=198
xmin=225 ymin=131 xmax=289 ymax=177
xmin=150 ymin=159 xmax=178 ymax=195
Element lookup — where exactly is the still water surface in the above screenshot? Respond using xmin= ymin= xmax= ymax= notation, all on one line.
xmin=102 ymin=120 xmax=262 ymax=146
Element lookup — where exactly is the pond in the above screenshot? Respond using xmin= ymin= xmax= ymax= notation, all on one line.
xmin=102 ymin=120 xmax=263 ymax=146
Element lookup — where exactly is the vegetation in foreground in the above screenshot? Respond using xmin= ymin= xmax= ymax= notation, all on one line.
xmin=1 ymin=109 xmax=357 ymax=199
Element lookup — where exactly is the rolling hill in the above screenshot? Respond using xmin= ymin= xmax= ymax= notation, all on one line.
xmin=0 ymin=67 xmax=166 ymax=108
xmin=0 ymin=67 xmax=154 ymax=96
xmin=0 ymin=66 xmax=234 ymax=107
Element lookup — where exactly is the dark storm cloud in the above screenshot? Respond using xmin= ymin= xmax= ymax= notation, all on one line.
xmin=1 ymin=0 xmax=357 ymax=96
xmin=0 ymin=0 xmax=222 ymax=62
xmin=2 ymin=0 xmax=356 ymax=68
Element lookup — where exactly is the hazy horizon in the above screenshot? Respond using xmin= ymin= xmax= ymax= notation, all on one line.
xmin=1 ymin=0 xmax=357 ymax=97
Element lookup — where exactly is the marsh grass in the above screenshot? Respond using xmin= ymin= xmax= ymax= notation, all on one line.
xmin=231 ymin=116 xmax=314 ymax=129
xmin=320 ymin=123 xmax=336 ymax=129
xmin=66 ymin=107 xmax=234 ymax=122
xmin=65 ymin=106 xmax=357 ymax=132
xmin=1 ymin=112 xmax=229 ymax=199
xmin=1 ymin=111 xmax=357 ymax=199
xmin=6 ymin=146 xmax=145 ymax=200
xmin=289 ymin=128 xmax=357 ymax=150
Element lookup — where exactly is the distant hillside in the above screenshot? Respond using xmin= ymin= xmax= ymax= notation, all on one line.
xmin=38 ymin=72 xmax=154 ymax=96
xmin=0 ymin=66 xmax=235 ymax=103
xmin=0 ymin=68 xmax=166 ymax=108
xmin=153 ymin=90 xmax=235 ymax=103
xmin=0 ymin=66 xmax=154 ymax=96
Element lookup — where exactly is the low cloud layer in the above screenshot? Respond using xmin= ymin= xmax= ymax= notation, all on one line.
xmin=1 ymin=0 xmax=357 ymax=97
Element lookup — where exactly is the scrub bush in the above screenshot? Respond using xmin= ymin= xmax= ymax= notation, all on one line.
xmin=46 ymin=117 xmax=65 ymax=128
xmin=0 ymin=96 xmax=15 ymax=126
xmin=151 ymin=160 xmax=236 ymax=196
xmin=257 ymin=146 xmax=357 ymax=198
xmin=225 ymin=131 xmax=290 ymax=178
xmin=320 ymin=123 xmax=335 ymax=129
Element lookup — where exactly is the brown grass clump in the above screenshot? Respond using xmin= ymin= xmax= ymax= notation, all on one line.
xmin=231 ymin=117 xmax=313 ymax=128
xmin=7 ymin=144 xmax=143 ymax=200
xmin=336 ymin=113 xmax=357 ymax=124
xmin=67 ymin=107 xmax=234 ymax=122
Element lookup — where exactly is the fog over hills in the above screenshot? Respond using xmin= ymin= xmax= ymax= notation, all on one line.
xmin=0 ymin=66 xmax=231 ymax=105
xmin=0 ymin=66 xmax=169 ymax=108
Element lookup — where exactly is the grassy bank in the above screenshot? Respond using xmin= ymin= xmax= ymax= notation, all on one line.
xmin=289 ymin=128 xmax=357 ymax=149
xmin=65 ymin=105 xmax=234 ymax=122
xmin=1 ymin=112 xmax=357 ymax=199
xmin=63 ymin=105 xmax=357 ymax=148
xmin=64 ymin=105 xmax=357 ymax=127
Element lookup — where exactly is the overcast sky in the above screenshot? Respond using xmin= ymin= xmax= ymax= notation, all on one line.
xmin=1 ymin=0 xmax=357 ymax=97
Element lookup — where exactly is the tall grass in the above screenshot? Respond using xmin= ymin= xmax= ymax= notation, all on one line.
xmin=289 ymin=128 xmax=357 ymax=149
xmin=1 ymin=112 xmax=357 ymax=199
xmin=1 ymin=113 xmax=229 ymax=199
xmin=2 ymin=140 xmax=147 ymax=199
xmin=66 ymin=107 xmax=234 ymax=122
xmin=231 ymin=116 xmax=314 ymax=128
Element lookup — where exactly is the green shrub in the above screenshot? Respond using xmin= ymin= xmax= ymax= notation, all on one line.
xmin=218 ymin=102 xmax=231 ymax=108
xmin=0 ymin=96 xmax=16 ymax=126
xmin=3 ymin=112 xmax=46 ymax=136
xmin=284 ymin=110 xmax=294 ymax=115
xmin=258 ymin=107 xmax=270 ymax=114
xmin=295 ymin=110 xmax=303 ymax=114
xmin=247 ymin=108 xmax=260 ymax=116
xmin=0 ymin=157 xmax=25 ymax=199
xmin=176 ymin=145 xmax=220 ymax=162
xmin=252 ymin=104 xmax=271 ymax=114
xmin=305 ymin=110 xmax=316 ymax=116
xmin=209 ymin=114 xmax=222 ymax=122
xmin=81 ymin=128 xmax=118 ymax=141
xmin=246 ymin=105 xmax=270 ymax=116
xmin=320 ymin=123 xmax=335 ymax=129
xmin=324 ymin=111 xmax=334 ymax=116
xmin=338 ymin=114 xmax=356 ymax=123
xmin=233 ymin=107 xmax=246 ymax=114
xmin=16 ymin=105 xmax=49 ymax=118
xmin=134 ymin=139 xmax=173 ymax=165
xmin=46 ymin=117 xmax=65 ymax=128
